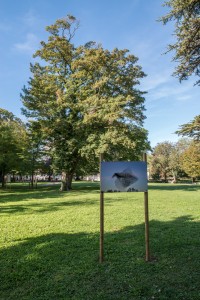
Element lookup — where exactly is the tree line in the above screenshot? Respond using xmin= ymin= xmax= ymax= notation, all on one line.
xmin=149 ymin=115 xmax=200 ymax=183
xmin=1 ymin=104 xmax=199 ymax=188
xmin=149 ymin=137 xmax=200 ymax=183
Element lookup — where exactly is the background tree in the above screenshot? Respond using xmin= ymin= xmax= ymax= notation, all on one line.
xmin=180 ymin=141 xmax=200 ymax=182
xmin=160 ymin=0 xmax=200 ymax=85
xmin=148 ymin=153 xmax=161 ymax=181
xmin=21 ymin=15 xmax=149 ymax=191
xmin=0 ymin=108 xmax=27 ymax=187
xmin=169 ymin=138 xmax=191 ymax=182
xmin=175 ymin=117 xmax=200 ymax=182
xmin=22 ymin=122 xmax=45 ymax=188
xmin=175 ymin=114 xmax=200 ymax=141
xmin=150 ymin=141 xmax=174 ymax=182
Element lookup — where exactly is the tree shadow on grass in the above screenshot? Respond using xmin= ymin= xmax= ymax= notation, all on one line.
xmin=148 ymin=183 xmax=200 ymax=192
xmin=0 ymin=182 xmax=100 ymax=204
xmin=0 ymin=186 xmax=65 ymax=203
xmin=0 ymin=200 xmax=98 ymax=214
xmin=0 ymin=186 xmax=100 ymax=215
xmin=0 ymin=195 xmax=141 ymax=214
xmin=0 ymin=193 xmax=141 ymax=215
xmin=73 ymin=181 xmax=100 ymax=191
xmin=0 ymin=216 xmax=199 ymax=300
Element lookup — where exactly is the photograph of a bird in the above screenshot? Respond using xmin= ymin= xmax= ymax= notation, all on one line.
xmin=112 ymin=168 xmax=138 ymax=190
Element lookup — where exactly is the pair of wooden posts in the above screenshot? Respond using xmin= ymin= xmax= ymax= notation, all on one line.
xmin=99 ymin=153 xmax=150 ymax=263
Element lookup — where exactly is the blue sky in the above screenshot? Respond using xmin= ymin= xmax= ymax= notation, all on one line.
xmin=0 ymin=0 xmax=199 ymax=147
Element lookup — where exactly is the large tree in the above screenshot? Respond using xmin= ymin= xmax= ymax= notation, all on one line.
xmin=161 ymin=0 xmax=200 ymax=85
xmin=21 ymin=15 xmax=149 ymax=191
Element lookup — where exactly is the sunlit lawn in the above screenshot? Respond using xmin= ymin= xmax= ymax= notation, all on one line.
xmin=0 ymin=182 xmax=199 ymax=300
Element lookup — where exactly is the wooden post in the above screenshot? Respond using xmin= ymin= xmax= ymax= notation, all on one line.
xmin=143 ymin=152 xmax=150 ymax=262
xmin=99 ymin=153 xmax=104 ymax=263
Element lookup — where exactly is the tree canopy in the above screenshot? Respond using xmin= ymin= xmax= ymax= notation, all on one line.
xmin=0 ymin=108 xmax=27 ymax=187
xmin=149 ymin=138 xmax=200 ymax=183
xmin=161 ymin=0 xmax=200 ymax=85
xmin=150 ymin=141 xmax=174 ymax=182
xmin=21 ymin=15 xmax=149 ymax=190
xmin=175 ymin=115 xmax=200 ymax=141
xmin=180 ymin=141 xmax=200 ymax=181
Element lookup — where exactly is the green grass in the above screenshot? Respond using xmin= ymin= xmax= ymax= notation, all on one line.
xmin=0 ymin=182 xmax=199 ymax=300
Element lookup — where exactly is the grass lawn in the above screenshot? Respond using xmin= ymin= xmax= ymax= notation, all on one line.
xmin=0 ymin=182 xmax=199 ymax=300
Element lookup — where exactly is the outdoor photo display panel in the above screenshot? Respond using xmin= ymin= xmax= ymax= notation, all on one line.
xmin=101 ymin=161 xmax=148 ymax=192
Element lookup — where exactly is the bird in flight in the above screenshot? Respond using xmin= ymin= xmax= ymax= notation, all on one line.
xmin=112 ymin=168 xmax=138 ymax=190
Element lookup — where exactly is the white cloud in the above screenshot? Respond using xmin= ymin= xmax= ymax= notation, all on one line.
xmin=141 ymin=71 xmax=171 ymax=91
xmin=149 ymin=81 xmax=195 ymax=102
xmin=176 ymin=95 xmax=192 ymax=102
xmin=14 ymin=33 xmax=39 ymax=54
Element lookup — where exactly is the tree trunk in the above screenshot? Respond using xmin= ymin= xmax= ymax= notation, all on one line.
xmin=30 ymin=170 xmax=34 ymax=189
xmin=12 ymin=172 xmax=15 ymax=182
xmin=1 ymin=169 xmax=6 ymax=188
xmin=164 ymin=172 xmax=168 ymax=183
xmin=172 ymin=171 xmax=177 ymax=183
xmin=60 ymin=172 xmax=73 ymax=191
xmin=19 ymin=173 xmax=22 ymax=182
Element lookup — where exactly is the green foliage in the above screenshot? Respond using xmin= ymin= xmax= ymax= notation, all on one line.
xmin=168 ymin=138 xmax=191 ymax=181
xmin=23 ymin=126 xmax=46 ymax=187
xmin=180 ymin=141 xmax=200 ymax=180
xmin=150 ymin=141 xmax=174 ymax=181
xmin=149 ymin=138 xmax=200 ymax=182
xmin=176 ymin=114 xmax=200 ymax=141
xmin=0 ymin=108 xmax=27 ymax=186
xmin=21 ymin=15 xmax=149 ymax=190
xmin=161 ymin=0 xmax=200 ymax=85
xmin=0 ymin=182 xmax=199 ymax=299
